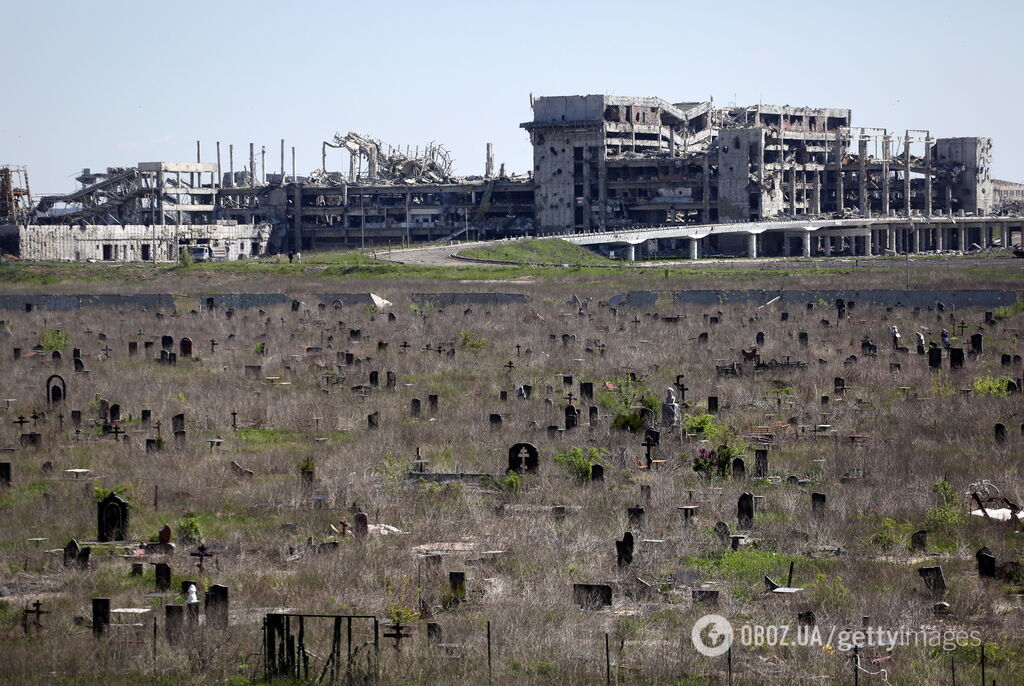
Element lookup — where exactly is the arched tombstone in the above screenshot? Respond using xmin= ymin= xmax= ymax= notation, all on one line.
xmin=74 ymin=357 xmax=85 ymax=372
xmin=161 ymin=335 xmax=174 ymax=351
xmin=507 ymin=443 xmax=539 ymax=474
xmin=51 ymin=350 xmax=62 ymax=366
xmin=179 ymin=337 xmax=193 ymax=357
xmin=46 ymin=374 xmax=66 ymax=406
xmin=97 ymin=493 xmax=129 ymax=542
xmin=109 ymin=404 xmax=121 ymax=423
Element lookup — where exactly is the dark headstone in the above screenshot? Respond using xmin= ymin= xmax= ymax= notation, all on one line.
xmin=97 ymin=493 xmax=129 ymax=542
xmin=976 ymin=547 xmax=996 ymax=578
xmin=616 ymin=531 xmax=634 ymax=567
xmin=573 ymin=583 xmax=612 ymax=608
xmin=507 ymin=443 xmax=539 ymax=474
xmin=737 ymin=492 xmax=754 ymax=530
xmin=918 ymin=566 xmax=946 ymax=594
xmin=754 ymin=449 xmax=768 ymax=478
xmin=155 ymin=562 xmax=171 ymax=591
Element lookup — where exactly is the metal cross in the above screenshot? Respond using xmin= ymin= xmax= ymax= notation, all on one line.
xmin=230 ymin=411 xmax=237 ymax=430
xmin=564 ymin=391 xmax=576 ymax=405
xmin=956 ymin=321 xmax=968 ymax=336
xmin=382 ymin=621 xmax=411 ymax=650
xmin=13 ymin=415 xmax=28 ymax=428
xmin=110 ymin=425 xmax=124 ymax=440
xmin=22 ymin=600 xmax=48 ymax=634
xmin=515 ymin=344 xmax=521 ymax=357
xmin=504 ymin=361 xmax=515 ymax=372
xmin=210 ymin=339 xmax=218 ymax=353
xmin=674 ymin=374 xmax=689 ymax=403
xmin=190 ymin=545 xmax=215 ymax=572
xmin=399 ymin=341 xmax=410 ymax=352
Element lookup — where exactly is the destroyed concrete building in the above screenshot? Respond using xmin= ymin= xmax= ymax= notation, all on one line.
xmin=522 ymin=95 xmax=993 ymax=232
xmin=0 ymin=92 xmax=1017 ymax=262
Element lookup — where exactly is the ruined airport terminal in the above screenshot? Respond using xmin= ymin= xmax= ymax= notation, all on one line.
xmin=2 ymin=94 xmax=1021 ymax=262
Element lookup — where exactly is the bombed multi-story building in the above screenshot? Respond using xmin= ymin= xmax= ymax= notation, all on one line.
xmin=0 ymin=93 xmax=1014 ymax=262
xmin=522 ymin=94 xmax=994 ymax=234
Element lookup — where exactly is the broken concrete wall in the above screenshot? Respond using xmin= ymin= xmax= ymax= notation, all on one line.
xmin=16 ymin=223 xmax=271 ymax=262
xmin=934 ymin=137 xmax=993 ymax=215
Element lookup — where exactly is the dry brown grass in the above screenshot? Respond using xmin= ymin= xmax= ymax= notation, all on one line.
xmin=0 ymin=272 xmax=1022 ymax=685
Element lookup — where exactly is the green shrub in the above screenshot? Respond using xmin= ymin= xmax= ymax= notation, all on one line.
xmin=41 ymin=328 xmax=70 ymax=351
xmin=871 ymin=517 xmax=913 ymax=550
xmin=974 ymin=375 xmax=1014 ymax=397
xmin=458 ymin=331 xmax=488 ymax=351
xmin=178 ymin=515 xmax=203 ymax=544
xmin=553 ymin=446 xmax=606 ymax=481
xmin=178 ymin=248 xmax=193 ymax=267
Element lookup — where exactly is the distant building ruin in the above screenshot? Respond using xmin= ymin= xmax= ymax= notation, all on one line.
xmin=0 ymin=93 xmax=1016 ymax=262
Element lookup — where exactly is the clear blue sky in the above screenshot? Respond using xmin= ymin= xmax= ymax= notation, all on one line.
xmin=3 ymin=0 xmax=1022 ymax=195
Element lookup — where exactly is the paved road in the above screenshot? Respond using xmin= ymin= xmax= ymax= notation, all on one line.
xmin=372 ymin=239 xmax=1022 ymax=270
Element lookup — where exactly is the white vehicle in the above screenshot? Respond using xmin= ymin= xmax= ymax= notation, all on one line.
xmin=188 ymin=245 xmax=226 ymax=262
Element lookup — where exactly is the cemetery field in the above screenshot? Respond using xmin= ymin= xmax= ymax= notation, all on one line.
xmin=0 ymin=269 xmax=1023 ymax=685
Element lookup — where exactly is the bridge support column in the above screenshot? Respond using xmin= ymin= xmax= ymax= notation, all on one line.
xmin=980 ymin=225 xmax=989 ymax=249
xmin=935 ymin=226 xmax=943 ymax=252
xmin=747 ymin=233 xmax=757 ymax=259
xmin=1002 ymin=224 xmax=1010 ymax=249
xmin=802 ymin=232 xmax=811 ymax=257
xmin=823 ymin=236 xmax=832 ymax=257
xmin=912 ymin=227 xmax=920 ymax=254
xmin=689 ymin=238 xmax=699 ymax=260
xmin=886 ymin=228 xmax=895 ymax=254
xmin=625 ymin=244 xmax=636 ymax=262
xmin=958 ymin=226 xmax=966 ymax=252
xmin=783 ymin=234 xmax=791 ymax=257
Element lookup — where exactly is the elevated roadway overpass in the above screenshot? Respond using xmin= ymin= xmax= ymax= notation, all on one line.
xmin=559 ymin=215 xmax=1021 ymax=260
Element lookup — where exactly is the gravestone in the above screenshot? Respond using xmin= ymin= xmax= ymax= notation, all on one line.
xmin=354 ymin=511 xmax=368 ymax=539
xmin=976 ymin=547 xmax=996 ymax=578
xmin=46 ymin=374 xmax=66 ymax=405
xmin=661 ymin=389 xmax=680 ymax=427
xmin=109 ymin=404 xmax=121 ymax=423
xmin=798 ymin=332 xmax=808 ymax=347
xmin=707 ymin=396 xmax=719 ymax=414
xmin=754 ymin=449 xmax=768 ymax=478
xmin=616 ymin=531 xmax=634 ymax=567
xmin=158 ymin=524 xmax=172 ymax=545
xmin=428 ymin=394 xmax=438 ymax=414
xmin=911 ymin=530 xmax=928 ymax=552
xmin=97 ymin=494 xmax=129 ymax=542
xmin=0 ymin=462 xmax=9 ymax=488
xmin=74 ymin=357 xmax=85 ymax=372
xmin=589 ymin=406 xmax=598 ymax=425
xmin=155 ymin=562 xmax=171 ymax=591
xmin=737 ymin=493 xmax=754 ymax=530
xmin=969 ymin=333 xmax=983 ymax=354
xmin=590 ymin=464 xmax=604 ymax=481
xmin=179 ymin=338 xmax=193 ymax=357
xmin=161 ymin=335 xmax=173 ymax=351
xmin=811 ymin=492 xmax=827 ymax=513
xmin=369 ymin=370 xmax=379 ymax=388
xmin=92 ymin=598 xmax=110 ymax=636
xmin=507 ymin=443 xmax=539 ymax=474
xmin=172 ymin=413 xmax=185 ymax=433
xmin=205 ymin=585 xmax=229 ymax=629
xmin=714 ymin=521 xmax=730 ymax=543
xmin=627 ymin=505 xmax=645 ymax=528
xmin=564 ymin=404 xmax=578 ymax=430
xmin=949 ymin=348 xmax=964 ymax=369
xmin=995 ymin=423 xmax=1007 ymax=442
xmin=918 ymin=566 xmax=946 ymax=594
xmin=386 ymin=371 xmax=396 ymax=390
xmin=367 ymin=412 xmax=379 ymax=429
xmin=410 ymin=399 xmax=421 ymax=417
xmin=489 ymin=414 xmax=502 ymax=429
xmin=579 ymin=382 xmax=594 ymax=401
xmin=756 ymin=331 xmax=765 ymax=345
xmin=732 ymin=457 xmax=746 ymax=480
xmin=128 ymin=341 xmax=138 ymax=356
xmin=928 ymin=347 xmax=942 ymax=368
xmin=573 ymin=584 xmax=612 ymax=608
